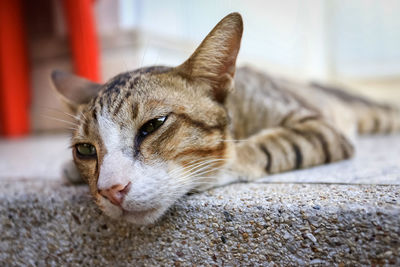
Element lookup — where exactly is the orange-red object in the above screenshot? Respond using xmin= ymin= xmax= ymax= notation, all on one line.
xmin=0 ymin=0 xmax=100 ymax=137
xmin=0 ymin=0 xmax=30 ymax=137
xmin=62 ymin=0 xmax=100 ymax=82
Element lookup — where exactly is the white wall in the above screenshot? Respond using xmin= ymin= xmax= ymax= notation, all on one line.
xmin=108 ymin=0 xmax=400 ymax=80
xmin=331 ymin=0 xmax=400 ymax=77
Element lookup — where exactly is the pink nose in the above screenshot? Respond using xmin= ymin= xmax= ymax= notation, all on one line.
xmin=99 ymin=182 xmax=131 ymax=206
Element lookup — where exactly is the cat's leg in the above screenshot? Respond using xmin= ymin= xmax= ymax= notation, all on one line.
xmin=62 ymin=160 xmax=85 ymax=184
xmin=233 ymin=118 xmax=355 ymax=179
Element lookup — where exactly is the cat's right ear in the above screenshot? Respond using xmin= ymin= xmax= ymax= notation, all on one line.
xmin=50 ymin=70 xmax=102 ymax=112
xmin=176 ymin=12 xmax=243 ymax=103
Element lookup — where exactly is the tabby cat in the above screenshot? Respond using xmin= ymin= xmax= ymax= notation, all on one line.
xmin=51 ymin=13 xmax=400 ymax=225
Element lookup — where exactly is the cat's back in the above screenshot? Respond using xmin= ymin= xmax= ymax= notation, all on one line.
xmin=228 ymin=66 xmax=354 ymax=139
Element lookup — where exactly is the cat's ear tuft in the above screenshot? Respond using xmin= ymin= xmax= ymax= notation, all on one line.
xmin=50 ymin=70 xmax=102 ymax=111
xmin=177 ymin=12 xmax=243 ymax=103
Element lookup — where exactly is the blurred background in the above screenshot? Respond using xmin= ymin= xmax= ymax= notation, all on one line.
xmin=1 ymin=0 xmax=400 ymax=137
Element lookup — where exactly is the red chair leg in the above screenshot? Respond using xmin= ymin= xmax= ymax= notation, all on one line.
xmin=0 ymin=0 xmax=30 ymax=137
xmin=62 ymin=0 xmax=100 ymax=82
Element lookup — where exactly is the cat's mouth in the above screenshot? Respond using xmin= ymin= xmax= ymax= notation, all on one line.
xmin=97 ymin=191 xmax=166 ymax=224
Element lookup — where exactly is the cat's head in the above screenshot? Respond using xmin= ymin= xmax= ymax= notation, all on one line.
xmin=51 ymin=13 xmax=243 ymax=224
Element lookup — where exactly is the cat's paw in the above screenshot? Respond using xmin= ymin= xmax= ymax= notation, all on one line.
xmin=62 ymin=160 xmax=84 ymax=184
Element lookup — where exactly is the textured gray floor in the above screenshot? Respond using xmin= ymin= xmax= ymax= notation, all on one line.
xmin=0 ymin=134 xmax=399 ymax=265
xmin=1 ymin=181 xmax=399 ymax=266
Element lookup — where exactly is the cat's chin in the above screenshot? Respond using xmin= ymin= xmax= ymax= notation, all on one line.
xmin=122 ymin=207 xmax=165 ymax=225
xmin=103 ymin=206 xmax=165 ymax=225
xmin=98 ymin=196 xmax=166 ymax=225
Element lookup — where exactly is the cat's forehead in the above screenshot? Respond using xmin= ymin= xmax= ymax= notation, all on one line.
xmin=86 ymin=66 xmax=175 ymax=110
xmin=101 ymin=66 xmax=172 ymax=95
xmin=78 ymin=66 xmax=188 ymax=126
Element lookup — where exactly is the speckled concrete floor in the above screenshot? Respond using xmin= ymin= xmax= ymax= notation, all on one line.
xmin=0 ymin=134 xmax=399 ymax=265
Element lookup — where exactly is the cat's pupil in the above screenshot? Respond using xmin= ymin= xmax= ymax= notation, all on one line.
xmin=140 ymin=116 xmax=167 ymax=137
xmin=76 ymin=143 xmax=97 ymax=158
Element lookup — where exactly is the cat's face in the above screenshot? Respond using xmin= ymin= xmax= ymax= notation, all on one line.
xmin=51 ymin=13 xmax=243 ymax=224
xmin=70 ymin=69 xmax=232 ymax=224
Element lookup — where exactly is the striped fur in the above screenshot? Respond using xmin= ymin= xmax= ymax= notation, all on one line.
xmin=51 ymin=13 xmax=400 ymax=224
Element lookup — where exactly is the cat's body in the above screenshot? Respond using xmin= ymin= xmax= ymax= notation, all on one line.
xmin=226 ymin=66 xmax=399 ymax=180
xmin=52 ymin=13 xmax=400 ymax=225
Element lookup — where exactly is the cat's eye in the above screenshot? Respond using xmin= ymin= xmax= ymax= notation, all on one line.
xmin=75 ymin=143 xmax=97 ymax=159
xmin=139 ymin=116 xmax=167 ymax=137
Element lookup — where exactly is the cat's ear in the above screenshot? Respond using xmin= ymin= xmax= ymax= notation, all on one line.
xmin=177 ymin=12 xmax=243 ymax=103
xmin=50 ymin=70 xmax=102 ymax=111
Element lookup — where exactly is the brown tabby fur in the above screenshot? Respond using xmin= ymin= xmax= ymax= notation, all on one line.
xmin=51 ymin=13 xmax=400 ymax=224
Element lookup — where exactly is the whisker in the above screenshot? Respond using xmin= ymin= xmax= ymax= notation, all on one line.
xmin=79 ymin=111 xmax=87 ymax=121
xmin=41 ymin=107 xmax=86 ymax=124
xmin=172 ymin=167 xmax=235 ymax=185
xmin=170 ymin=158 xmax=227 ymax=178
xmin=64 ymin=127 xmax=78 ymax=131
xmin=168 ymin=157 xmax=224 ymax=176
xmin=171 ymin=158 xmax=225 ymax=173
xmin=168 ymin=168 xmax=237 ymax=196
xmin=41 ymin=115 xmax=80 ymax=127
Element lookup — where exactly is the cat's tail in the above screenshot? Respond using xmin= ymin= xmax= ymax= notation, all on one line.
xmin=355 ymin=102 xmax=400 ymax=135
xmin=311 ymin=82 xmax=400 ymax=135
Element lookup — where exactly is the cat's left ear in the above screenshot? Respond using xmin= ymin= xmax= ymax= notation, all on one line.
xmin=176 ymin=12 xmax=243 ymax=103
xmin=50 ymin=70 xmax=102 ymax=112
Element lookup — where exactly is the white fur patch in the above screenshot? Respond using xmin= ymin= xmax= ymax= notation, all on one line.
xmin=97 ymin=114 xmax=131 ymax=190
xmin=96 ymin=113 xmax=189 ymax=224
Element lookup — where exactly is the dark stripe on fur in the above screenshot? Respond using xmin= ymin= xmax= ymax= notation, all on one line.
xmin=111 ymin=89 xmax=132 ymax=118
xmin=311 ymin=82 xmax=393 ymax=110
xmin=150 ymin=121 xmax=181 ymax=157
xmin=92 ymin=107 xmax=97 ymax=121
xmin=280 ymin=134 xmax=303 ymax=169
xmin=174 ymin=113 xmax=227 ymax=133
xmin=323 ymin=123 xmax=354 ymax=159
xmin=313 ymin=131 xmax=331 ymax=163
xmin=290 ymin=127 xmax=331 ymax=164
xmin=132 ymin=104 xmax=139 ymax=121
xmin=259 ymin=144 xmax=272 ymax=173
xmin=129 ymin=77 xmax=140 ymax=90
xmin=98 ymin=97 xmax=104 ymax=113
xmin=173 ymin=142 xmax=226 ymax=160
xmin=103 ymin=72 xmax=131 ymax=93
xmin=280 ymin=111 xmax=296 ymax=126
xmin=112 ymin=96 xmax=125 ymax=118
xmin=292 ymin=142 xmax=302 ymax=169
xmin=82 ymin=120 xmax=89 ymax=136
xmin=298 ymin=115 xmax=321 ymax=124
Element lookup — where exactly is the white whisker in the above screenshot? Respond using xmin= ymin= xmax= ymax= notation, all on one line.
xmin=41 ymin=115 xmax=80 ymax=127
xmin=40 ymin=107 xmax=83 ymax=122
xmin=79 ymin=111 xmax=87 ymax=121
xmin=169 ymin=158 xmax=227 ymax=177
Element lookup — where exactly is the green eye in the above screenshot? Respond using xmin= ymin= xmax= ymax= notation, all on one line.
xmin=139 ymin=116 xmax=167 ymax=137
xmin=75 ymin=143 xmax=97 ymax=159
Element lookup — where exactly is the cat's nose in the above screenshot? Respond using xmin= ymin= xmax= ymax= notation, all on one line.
xmin=99 ymin=182 xmax=131 ymax=206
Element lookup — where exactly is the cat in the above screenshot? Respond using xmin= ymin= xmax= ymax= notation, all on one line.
xmin=51 ymin=13 xmax=400 ymax=225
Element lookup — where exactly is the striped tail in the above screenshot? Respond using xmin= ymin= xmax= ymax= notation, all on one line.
xmin=311 ymin=82 xmax=400 ymax=135
xmin=355 ymin=102 xmax=400 ymax=134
